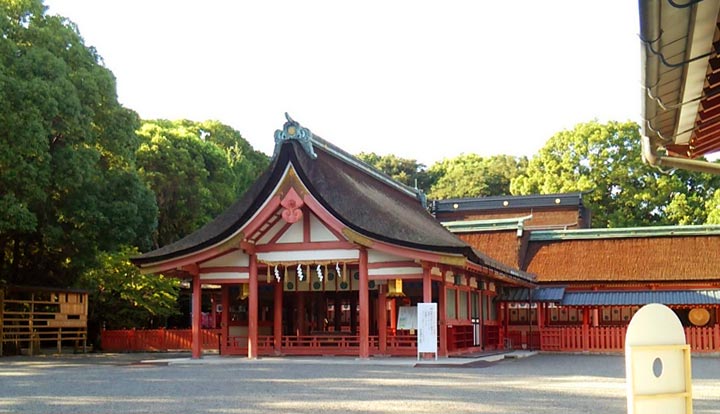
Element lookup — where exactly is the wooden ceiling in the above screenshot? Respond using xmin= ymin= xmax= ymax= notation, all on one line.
xmin=640 ymin=0 xmax=720 ymax=173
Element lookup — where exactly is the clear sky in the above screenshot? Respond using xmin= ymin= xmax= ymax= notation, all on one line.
xmin=44 ymin=0 xmax=641 ymax=166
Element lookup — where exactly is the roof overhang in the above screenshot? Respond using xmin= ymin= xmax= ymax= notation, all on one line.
xmin=640 ymin=0 xmax=720 ymax=173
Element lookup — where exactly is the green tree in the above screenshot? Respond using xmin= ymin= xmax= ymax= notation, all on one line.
xmin=706 ymin=189 xmax=720 ymax=225
xmin=510 ymin=120 xmax=720 ymax=227
xmin=0 ymin=0 xmax=157 ymax=286
xmin=427 ymin=154 xmax=528 ymax=199
xmin=136 ymin=119 xmax=268 ymax=248
xmin=78 ymin=246 xmax=180 ymax=333
xmin=356 ymin=152 xmax=431 ymax=191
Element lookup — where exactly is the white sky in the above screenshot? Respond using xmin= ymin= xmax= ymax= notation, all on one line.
xmin=44 ymin=0 xmax=641 ymax=166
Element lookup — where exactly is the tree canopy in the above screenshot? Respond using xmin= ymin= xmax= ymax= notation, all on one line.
xmin=356 ymin=152 xmax=430 ymax=191
xmin=1 ymin=0 xmax=157 ymax=286
xmin=510 ymin=120 xmax=720 ymax=227
xmin=136 ymin=119 xmax=268 ymax=248
xmin=428 ymin=154 xmax=527 ymax=199
xmin=78 ymin=246 xmax=180 ymax=331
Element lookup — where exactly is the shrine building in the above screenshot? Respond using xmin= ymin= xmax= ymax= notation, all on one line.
xmin=131 ymin=114 xmax=534 ymax=359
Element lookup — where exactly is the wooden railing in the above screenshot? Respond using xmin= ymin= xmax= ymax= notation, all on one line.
xmin=685 ymin=326 xmax=720 ymax=352
xmin=385 ymin=334 xmax=417 ymax=355
xmin=100 ymin=325 xmax=720 ymax=354
xmin=100 ymin=328 xmax=222 ymax=352
xmin=538 ymin=325 xmax=719 ymax=353
xmin=101 ymin=330 xmax=420 ymax=356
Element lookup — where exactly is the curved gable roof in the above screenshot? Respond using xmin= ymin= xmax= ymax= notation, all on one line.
xmin=132 ymin=133 xmax=525 ymax=272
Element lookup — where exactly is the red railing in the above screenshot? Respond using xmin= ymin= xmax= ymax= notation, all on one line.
xmin=101 ymin=329 xmax=221 ymax=352
xmin=101 ymin=330 xmax=419 ymax=356
xmin=685 ymin=326 xmax=720 ymax=352
xmin=539 ymin=325 xmax=719 ymax=353
xmin=102 ymin=326 xmax=720 ymax=354
xmin=385 ymin=334 xmax=417 ymax=355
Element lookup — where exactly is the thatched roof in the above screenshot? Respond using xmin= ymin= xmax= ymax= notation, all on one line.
xmin=456 ymin=231 xmax=521 ymax=269
xmin=525 ymin=234 xmax=720 ymax=283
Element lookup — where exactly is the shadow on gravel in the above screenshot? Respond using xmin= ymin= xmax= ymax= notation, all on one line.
xmin=414 ymin=360 xmax=498 ymax=368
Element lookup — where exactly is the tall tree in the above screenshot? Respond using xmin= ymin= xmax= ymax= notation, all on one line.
xmin=510 ymin=120 xmax=720 ymax=227
xmin=356 ymin=152 xmax=431 ymax=191
xmin=136 ymin=119 xmax=268 ymax=248
xmin=705 ymin=189 xmax=720 ymax=225
xmin=427 ymin=154 xmax=528 ymax=199
xmin=0 ymin=0 xmax=157 ymax=286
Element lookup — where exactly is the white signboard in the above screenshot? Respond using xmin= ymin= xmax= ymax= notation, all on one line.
xmin=417 ymin=303 xmax=438 ymax=360
xmin=397 ymin=306 xmax=417 ymax=330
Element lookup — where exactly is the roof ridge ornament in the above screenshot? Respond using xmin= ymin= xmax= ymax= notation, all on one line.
xmin=273 ymin=112 xmax=317 ymax=159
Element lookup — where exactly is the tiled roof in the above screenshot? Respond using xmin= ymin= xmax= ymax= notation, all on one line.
xmin=562 ymin=290 xmax=720 ymax=306
xmin=501 ymin=287 xmax=566 ymax=302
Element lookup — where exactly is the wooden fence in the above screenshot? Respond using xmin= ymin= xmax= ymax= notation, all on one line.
xmin=101 ymin=325 xmax=720 ymax=354
xmin=100 ymin=328 xmax=222 ymax=352
xmin=2 ymin=288 xmax=88 ymax=356
xmin=536 ymin=325 xmax=719 ymax=353
xmin=101 ymin=329 xmax=419 ymax=356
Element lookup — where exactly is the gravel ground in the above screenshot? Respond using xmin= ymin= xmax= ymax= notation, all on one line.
xmin=1 ymin=353 xmax=719 ymax=413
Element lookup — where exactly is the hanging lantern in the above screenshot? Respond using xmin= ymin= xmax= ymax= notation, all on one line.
xmin=387 ymin=279 xmax=405 ymax=297
xmin=238 ymin=283 xmax=250 ymax=300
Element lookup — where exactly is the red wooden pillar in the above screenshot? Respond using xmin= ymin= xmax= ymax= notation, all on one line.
xmin=422 ymin=267 xmax=432 ymax=303
xmin=504 ymin=304 xmax=510 ymax=348
xmin=221 ymin=285 xmax=230 ymax=353
xmin=248 ymin=254 xmax=258 ymax=359
xmin=273 ymin=279 xmax=283 ymax=354
xmin=191 ymin=272 xmax=202 ymax=359
xmin=358 ymin=248 xmax=370 ymax=358
xmin=715 ymin=307 xmax=720 ymax=352
xmin=497 ymin=301 xmax=505 ymax=349
xmin=389 ymin=298 xmax=397 ymax=335
xmin=582 ymin=307 xmax=590 ymax=351
xmin=438 ymin=280 xmax=447 ymax=357
xmin=378 ymin=285 xmax=387 ymax=354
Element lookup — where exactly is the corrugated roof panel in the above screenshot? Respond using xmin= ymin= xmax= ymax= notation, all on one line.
xmin=562 ymin=290 xmax=720 ymax=306
xmin=532 ymin=287 xmax=566 ymax=302
xmin=500 ymin=287 xmax=565 ymax=302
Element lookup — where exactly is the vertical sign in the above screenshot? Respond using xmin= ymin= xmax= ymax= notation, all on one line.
xmin=417 ymin=303 xmax=438 ymax=360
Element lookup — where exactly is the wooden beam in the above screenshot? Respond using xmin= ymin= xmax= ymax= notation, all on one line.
xmin=378 ymin=285 xmax=387 ymax=354
xmin=248 ymin=254 xmax=258 ymax=359
xmin=359 ymin=248 xmax=370 ymax=358
xmin=191 ymin=273 xmax=202 ymax=359
xmin=221 ymin=285 xmax=230 ymax=355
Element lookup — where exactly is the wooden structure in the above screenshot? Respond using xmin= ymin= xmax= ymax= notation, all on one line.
xmin=131 ymin=114 xmax=534 ymax=359
xmin=435 ymin=194 xmax=720 ymax=353
xmin=1 ymin=286 xmax=88 ymax=356
xmin=640 ymin=0 xmax=720 ymax=174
